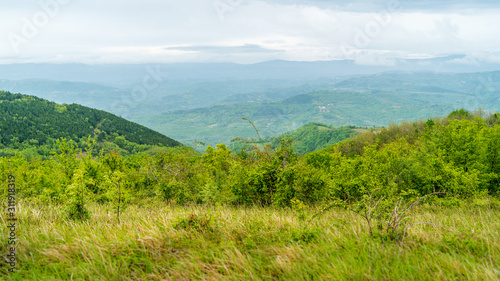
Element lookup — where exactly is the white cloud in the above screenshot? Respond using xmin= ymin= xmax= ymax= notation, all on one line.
xmin=0 ymin=0 xmax=499 ymax=65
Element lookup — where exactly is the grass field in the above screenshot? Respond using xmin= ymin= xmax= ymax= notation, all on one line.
xmin=1 ymin=201 xmax=500 ymax=280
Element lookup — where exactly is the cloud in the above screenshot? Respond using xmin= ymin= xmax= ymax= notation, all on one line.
xmin=262 ymin=0 xmax=500 ymax=12
xmin=0 ymin=0 xmax=499 ymax=65
xmin=165 ymin=44 xmax=282 ymax=54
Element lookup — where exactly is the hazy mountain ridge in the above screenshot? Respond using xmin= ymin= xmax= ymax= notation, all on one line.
xmin=1 ymin=57 xmax=499 ymax=85
xmin=333 ymin=71 xmax=500 ymax=94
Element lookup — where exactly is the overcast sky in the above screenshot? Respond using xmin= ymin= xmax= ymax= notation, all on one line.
xmin=1 ymin=0 xmax=499 ymax=65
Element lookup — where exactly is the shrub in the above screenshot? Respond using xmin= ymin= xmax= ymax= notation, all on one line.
xmin=173 ymin=213 xmax=213 ymax=233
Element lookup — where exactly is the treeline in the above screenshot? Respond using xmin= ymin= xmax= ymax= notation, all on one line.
xmin=1 ymin=109 xmax=499 ymax=214
xmin=0 ymin=91 xmax=181 ymax=154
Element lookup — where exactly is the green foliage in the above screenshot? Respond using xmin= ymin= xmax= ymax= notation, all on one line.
xmin=272 ymin=123 xmax=360 ymax=153
xmin=448 ymin=108 xmax=472 ymax=120
xmin=290 ymin=197 xmax=306 ymax=220
xmin=64 ymin=166 xmax=92 ymax=220
xmin=229 ymin=138 xmax=303 ymax=206
xmin=2 ymin=109 xmax=500 ymax=215
xmin=173 ymin=213 xmax=213 ymax=233
xmin=104 ymin=171 xmax=130 ymax=223
xmin=290 ymin=227 xmax=321 ymax=243
xmin=230 ymin=122 xmax=361 ymax=154
xmin=0 ymin=91 xmax=182 ymax=157
xmin=142 ymin=147 xmax=206 ymax=204
xmin=53 ymin=138 xmax=79 ymax=181
xmin=66 ymin=201 xmax=90 ymax=221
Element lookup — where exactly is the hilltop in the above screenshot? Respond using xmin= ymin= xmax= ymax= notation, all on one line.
xmin=0 ymin=91 xmax=182 ymax=157
xmin=230 ymin=122 xmax=364 ymax=154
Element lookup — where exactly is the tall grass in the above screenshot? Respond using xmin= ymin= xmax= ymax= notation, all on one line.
xmin=1 ymin=201 xmax=499 ymax=280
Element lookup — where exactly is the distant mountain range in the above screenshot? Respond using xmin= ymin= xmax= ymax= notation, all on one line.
xmin=1 ymin=56 xmax=499 ymax=86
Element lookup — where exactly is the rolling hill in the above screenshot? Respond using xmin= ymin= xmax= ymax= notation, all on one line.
xmin=135 ymin=71 xmax=500 ymax=146
xmin=0 ymin=91 xmax=182 ymax=157
xmin=138 ymin=90 xmax=460 ymax=145
xmin=229 ymin=122 xmax=364 ymax=154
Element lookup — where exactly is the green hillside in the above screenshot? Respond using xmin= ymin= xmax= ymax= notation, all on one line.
xmin=0 ymin=91 xmax=182 ymax=157
xmin=270 ymin=123 xmax=363 ymax=153
xmin=230 ymin=122 xmax=363 ymax=154
xmin=138 ymin=90 xmax=462 ymax=145
xmin=135 ymin=71 xmax=500 ymax=146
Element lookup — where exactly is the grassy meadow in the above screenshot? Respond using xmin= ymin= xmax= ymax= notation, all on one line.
xmin=1 ymin=200 xmax=499 ymax=280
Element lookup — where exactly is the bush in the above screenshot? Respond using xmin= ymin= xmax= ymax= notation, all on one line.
xmin=66 ymin=202 xmax=90 ymax=220
xmin=173 ymin=213 xmax=213 ymax=233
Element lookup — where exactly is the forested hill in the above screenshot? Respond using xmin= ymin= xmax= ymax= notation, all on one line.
xmin=269 ymin=123 xmax=363 ymax=153
xmin=0 ymin=91 xmax=182 ymax=151
xmin=230 ymin=122 xmax=364 ymax=154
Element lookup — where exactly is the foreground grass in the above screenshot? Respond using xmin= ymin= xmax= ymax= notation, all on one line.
xmin=1 ymin=201 xmax=500 ymax=280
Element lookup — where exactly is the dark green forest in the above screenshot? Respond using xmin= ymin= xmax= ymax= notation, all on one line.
xmin=0 ymin=91 xmax=181 ymax=157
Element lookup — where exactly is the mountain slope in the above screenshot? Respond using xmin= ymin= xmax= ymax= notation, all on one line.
xmin=268 ymin=123 xmax=362 ymax=153
xmin=135 ymin=71 xmax=500 ymax=146
xmin=138 ymin=90 xmax=466 ymax=145
xmin=0 ymin=91 xmax=182 ymax=150
xmin=230 ymin=122 xmax=362 ymax=154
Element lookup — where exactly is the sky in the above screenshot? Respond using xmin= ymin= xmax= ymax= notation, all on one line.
xmin=1 ymin=0 xmax=499 ymax=65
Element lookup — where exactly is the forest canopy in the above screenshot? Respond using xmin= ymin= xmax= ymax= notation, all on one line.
xmin=0 ymin=91 xmax=182 ymax=157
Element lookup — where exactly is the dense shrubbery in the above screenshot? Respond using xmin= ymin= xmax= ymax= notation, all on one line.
xmin=1 ymin=110 xmax=500 ymax=217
